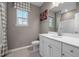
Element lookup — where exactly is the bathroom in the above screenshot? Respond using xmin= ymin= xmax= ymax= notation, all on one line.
xmin=0 ymin=1 xmax=79 ymax=57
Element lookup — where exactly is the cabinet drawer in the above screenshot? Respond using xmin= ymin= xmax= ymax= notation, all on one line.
xmin=72 ymin=46 xmax=79 ymax=57
xmin=45 ymin=38 xmax=61 ymax=49
xmin=62 ymin=51 xmax=73 ymax=57
xmin=40 ymin=35 xmax=61 ymax=49
xmin=62 ymin=43 xmax=79 ymax=57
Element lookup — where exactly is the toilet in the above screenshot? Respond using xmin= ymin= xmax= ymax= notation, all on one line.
xmin=32 ymin=40 xmax=40 ymax=52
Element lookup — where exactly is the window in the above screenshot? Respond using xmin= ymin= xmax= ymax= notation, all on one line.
xmin=48 ymin=16 xmax=54 ymax=27
xmin=16 ymin=9 xmax=28 ymax=26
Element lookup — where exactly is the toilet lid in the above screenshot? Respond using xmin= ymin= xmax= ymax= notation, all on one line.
xmin=32 ymin=41 xmax=39 ymax=44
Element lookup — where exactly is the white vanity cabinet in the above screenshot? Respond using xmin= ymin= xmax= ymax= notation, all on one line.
xmin=39 ymin=35 xmax=61 ymax=57
xmin=40 ymin=34 xmax=79 ymax=57
xmin=62 ymin=43 xmax=79 ymax=57
xmin=39 ymin=36 xmax=44 ymax=56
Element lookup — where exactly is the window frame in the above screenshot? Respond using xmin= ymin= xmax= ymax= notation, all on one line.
xmin=48 ymin=16 xmax=54 ymax=27
xmin=16 ymin=9 xmax=28 ymax=26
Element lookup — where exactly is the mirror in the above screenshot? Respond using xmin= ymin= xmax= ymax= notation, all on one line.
xmin=48 ymin=10 xmax=56 ymax=32
xmin=48 ymin=5 xmax=61 ymax=33
xmin=48 ymin=2 xmax=79 ymax=34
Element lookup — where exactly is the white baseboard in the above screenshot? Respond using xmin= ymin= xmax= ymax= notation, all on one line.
xmin=9 ymin=45 xmax=32 ymax=53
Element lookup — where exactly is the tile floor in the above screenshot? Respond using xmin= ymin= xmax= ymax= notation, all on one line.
xmin=5 ymin=46 xmax=41 ymax=57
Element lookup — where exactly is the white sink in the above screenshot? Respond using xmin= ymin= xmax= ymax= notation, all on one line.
xmin=51 ymin=35 xmax=62 ymax=38
xmin=48 ymin=34 xmax=62 ymax=38
xmin=48 ymin=32 xmax=62 ymax=38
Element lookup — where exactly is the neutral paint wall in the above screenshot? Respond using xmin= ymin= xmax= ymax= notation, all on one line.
xmin=40 ymin=2 xmax=53 ymax=33
xmin=7 ymin=3 xmax=40 ymax=50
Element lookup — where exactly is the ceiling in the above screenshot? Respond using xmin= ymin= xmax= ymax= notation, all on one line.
xmin=50 ymin=2 xmax=76 ymax=13
xmin=31 ymin=2 xmax=44 ymax=7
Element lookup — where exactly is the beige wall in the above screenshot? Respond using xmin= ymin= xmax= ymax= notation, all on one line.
xmin=7 ymin=3 xmax=40 ymax=50
xmin=40 ymin=2 xmax=53 ymax=33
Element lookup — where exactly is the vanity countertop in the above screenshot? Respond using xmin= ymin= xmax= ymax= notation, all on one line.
xmin=40 ymin=33 xmax=79 ymax=48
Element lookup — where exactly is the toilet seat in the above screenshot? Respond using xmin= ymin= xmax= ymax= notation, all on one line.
xmin=32 ymin=40 xmax=39 ymax=45
xmin=32 ymin=40 xmax=40 ymax=52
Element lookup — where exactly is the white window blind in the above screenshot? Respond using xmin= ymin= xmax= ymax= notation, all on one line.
xmin=16 ymin=9 xmax=28 ymax=26
xmin=13 ymin=2 xmax=31 ymax=12
xmin=13 ymin=2 xmax=30 ymax=26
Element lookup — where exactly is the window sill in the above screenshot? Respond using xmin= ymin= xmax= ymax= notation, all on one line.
xmin=16 ymin=24 xmax=28 ymax=27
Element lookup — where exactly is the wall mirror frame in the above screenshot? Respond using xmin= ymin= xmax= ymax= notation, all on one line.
xmin=48 ymin=2 xmax=79 ymax=34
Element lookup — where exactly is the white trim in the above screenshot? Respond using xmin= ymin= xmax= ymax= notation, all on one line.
xmin=16 ymin=24 xmax=28 ymax=27
xmin=8 ymin=45 xmax=32 ymax=53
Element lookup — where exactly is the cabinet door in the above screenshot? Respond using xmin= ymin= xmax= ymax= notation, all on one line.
xmin=62 ymin=51 xmax=73 ymax=57
xmin=39 ymin=36 xmax=45 ymax=56
xmin=44 ymin=43 xmax=61 ymax=57
xmin=44 ymin=38 xmax=61 ymax=57
xmin=41 ymin=36 xmax=52 ymax=57
xmin=62 ymin=43 xmax=74 ymax=57
xmin=40 ymin=35 xmax=61 ymax=57
xmin=72 ymin=47 xmax=79 ymax=57
xmin=49 ymin=39 xmax=61 ymax=57
xmin=50 ymin=45 xmax=61 ymax=57
xmin=40 ymin=36 xmax=51 ymax=57
xmin=43 ymin=40 xmax=50 ymax=57
xmin=62 ymin=43 xmax=79 ymax=57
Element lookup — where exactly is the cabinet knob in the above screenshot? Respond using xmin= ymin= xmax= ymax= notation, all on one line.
xmin=70 ymin=50 xmax=74 ymax=53
xmin=48 ymin=45 xmax=50 ymax=47
xmin=48 ymin=45 xmax=52 ymax=48
xmin=62 ymin=53 xmax=64 ymax=56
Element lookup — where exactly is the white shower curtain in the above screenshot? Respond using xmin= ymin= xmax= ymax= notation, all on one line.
xmin=0 ymin=2 xmax=31 ymax=57
xmin=0 ymin=2 xmax=8 ymax=57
